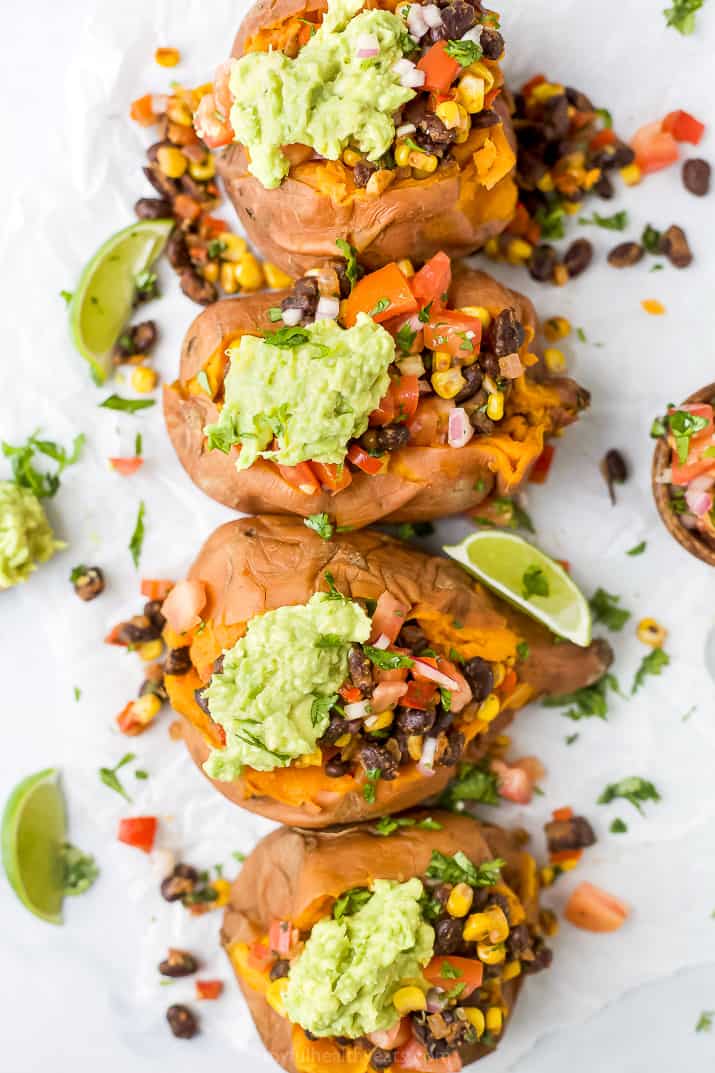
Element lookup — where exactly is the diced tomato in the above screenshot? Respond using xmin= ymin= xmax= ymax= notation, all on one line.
xmin=491 ymin=759 xmax=534 ymax=804
xmin=141 ymin=579 xmax=174 ymax=601
xmin=383 ymin=312 xmax=424 ymax=354
xmin=423 ymin=309 xmax=482 ymax=359
xmin=109 ymin=456 xmax=144 ymax=476
xmin=275 ymin=460 xmax=322 ymax=495
xmin=342 ymin=263 xmax=418 ymax=327
xmin=116 ymin=701 xmax=159 ymax=737
xmin=417 ymin=41 xmax=460 ymax=94
xmin=213 ymin=61 xmax=233 ymax=119
xmin=552 ymin=806 xmax=574 ymax=822
xmin=662 ymin=109 xmax=705 ymax=145
xmin=668 ymin=404 xmax=715 ymax=483
xmin=670 ymin=456 xmax=715 ymax=485
xmin=347 ymin=443 xmax=386 ymax=476
xmin=564 ymin=881 xmax=629 ymax=932
xmin=399 ymin=679 xmax=438 ymax=710
xmin=372 ymin=681 xmax=409 ymax=712
xmin=520 ymin=73 xmax=546 ymax=97
xmin=104 ymin=624 xmax=126 ymax=646
xmin=130 ymin=93 xmax=157 ymax=127
xmin=406 ymin=396 xmax=452 ymax=447
xmin=529 ymin=443 xmax=555 ymax=484
xmin=370 ymin=591 xmax=411 ymax=644
xmin=310 ymin=461 xmax=353 ymax=493
xmin=371 ymin=375 xmax=420 ymax=427
xmin=367 ymin=1018 xmax=412 ymax=1050
xmin=173 ymin=194 xmax=202 ymax=222
xmin=424 ymin=955 xmax=483 ymax=997
xmin=199 ymin=214 xmax=230 ymax=240
xmin=589 ymin=128 xmax=616 ymax=152
xmin=550 ymin=849 xmax=583 ymax=865
xmin=117 ymin=816 xmax=158 ymax=853
xmin=196 ymin=979 xmax=223 ymax=1000
xmin=269 ymin=919 xmax=297 ymax=956
xmin=411 ymin=251 xmax=452 ymax=306
xmin=395 ymin=1039 xmax=462 ymax=1072
xmin=631 ymin=121 xmax=679 ymax=175
xmin=340 ymin=685 xmax=363 ymax=703
xmin=161 ymin=578 xmax=207 ymax=634
xmin=194 ymin=91 xmax=234 ymax=149
xmin=247 ymin=940 xmax=274 ymax=972
xmin=370 ymin=388 xmax=396 ymax=427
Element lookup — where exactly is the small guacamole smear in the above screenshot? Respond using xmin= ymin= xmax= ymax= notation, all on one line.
xmin=204 ymin=592 xmax=371 ymax=777
xmin=205 ymin=315 xmax=394 ymax=470
xmin=0 ymin=481 xmax=64 ymax=590
xmin=284 ymin=878 xmax=434 ymax=1038
xmin=229 ymin=0 xmax=416 ymax=188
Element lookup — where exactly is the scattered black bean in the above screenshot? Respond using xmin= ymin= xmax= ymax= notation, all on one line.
xmin=144 ymin=599 xmax=166 ymax=634
xmin=395 ymin=707 xmax=437 ymax=735
xmin=435 ymin=730 xmax=464 ymax=768
xmin=522 ymin=939 xmax=553 ymax=974
xmin=528 ymin=244 xmax=558 ymax=283
xmin=453 ymin=362 xmax=484 ymax=404
xmin=135 ymin=196 xmax=173 ymax=220
xmin=166 ymin=1005 xmax=199 ymax=1040
xmin=682 ymin=158 xmax=711 ymax=197
xmin=489 ymin=309 xmax=525 ymax=356
xmin=359 ymin=743 xmax=399 ymax=780
xmin=165 ymin=646 xmax=193 ymax=676
xmin=563 ymin=238 xmax=593 ymax=278
xmin=480 ymin=26 xmax=504 ymax=59
xmin=607 ymin=241 xmax=644 ymax=268
xmin=325 ymin=755 xmax=352 ymax=778
xmin=140 ymin=663 xmax=168 ymax=703
xmin=462 ymin=657 xmax=494 ymax=702
xmin=131 ymin=320 xmax=158 ymax=353
xmin=658 ymin=224 xmax=693 ymax=268
xmin=143 ymin=163 xmax=179 ymax=201
xmin=470 ymin=109 xmax=500 ymax=130
xmin=360 ymin=425 xmax=410 ymax=454
xmin=543 ymin=95 xmax=570 ymax=142
xmin=72 ymin=566 xmax=105 ymax=602
xmin=159 ymin=949 xmax=198 ymax=978
xmin=434 ymin=917 xmax=465 ymax=955
xmin=180 ymin=268 xmax=217 ymax=306
xmin=117 ymin=615 xmax=160 ymax=646
xmin=544 ymin=815 xmax=596 ymax=854
xmin=600 ymin=448 xmax=628 ymax=505
xmin=166 ymin=229 xmax=192 ymax=271
xmin=593 ymin=173 xmax=615 ymax=199
xmin=194 ymin=687 xmax=210 ymax=714
xmin=565 ymin=87 xmax=594 ymax=112
xmin=440 ymin=1 xmax=477 ymax=39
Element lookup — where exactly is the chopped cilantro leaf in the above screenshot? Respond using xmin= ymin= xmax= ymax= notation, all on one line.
xmin=542 ymin=672 xmax=621 ymax=721
xmin=626 ymin=541 xmax=647 ymax=556
xmin=632 ymin=648 xmax=669 ymax=694
xmin=598 ymin=776 xmax=661 ymax=814
xmin=578 ymin=210 xmax=629 ymax=231
xmin=304 ymin=513 xmax=334 ymax=540
xmin=589 ymin=588 xmax=631 ymax=631
xmin=522 ymin=565 xmax=549 ymax=600
xmin=129 ymin=500 xmax=146 ymax=568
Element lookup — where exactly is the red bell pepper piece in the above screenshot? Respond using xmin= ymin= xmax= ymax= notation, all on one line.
xmin=417 ymin=41 xmax=460 ymax=94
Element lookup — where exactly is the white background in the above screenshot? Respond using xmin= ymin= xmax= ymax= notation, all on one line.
xmin=1 ymin=1 xmax=715 ymax=1070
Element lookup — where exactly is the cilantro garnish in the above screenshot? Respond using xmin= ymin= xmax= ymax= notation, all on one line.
xmin=425 ymin=850 xmax=504 ymax=888
xmin=335 ymin=239 xmax=361 ymax=289
xmin=626 ymin=541 xmax=647 ymax=556
xmin=444 ymin=39 xmax=483 ymax=66
xmin=631 ymin=647 xmax=670 ymax=693
xmin=333 ymin=887 xmax=372 ymax=921
xmin=589 ymin=588 xmax=631 ymax=631
xmin=610 ymin=817 xmax=628 ymax=833
xmin=99 ymin=752 xmax=136 ymax=802
xmin=129 ymin=500 xmax=146 ymax=568
xmin=310 ymin=693 xmax=338 ymax=726
xmin=534 ymin=201 xmax=566 ymax=240
xmin=516 ymin=641 xmax=530 ymax=661
xmin=263 ymin=325 xmax=327 ymax=353
xmin=363 ymin=646 xmax=414 ymax=670
xmin=668 ymin=409 xmax=709 ymax=464
xmin=369 ymin=297 xmax=390 ymax=317
xmin=304 ymin=513 xmax=334 ymax=540
xmin=395 ymin=322 xmax=417 ymax=354
xmin=2 ymin=430 xmax=85 ymax=499
xmin=60 ymin=844 xmax=99 ymax=896
xmin=663 ymin=0 xmax=704 ymax=35
xmin=99 ymin=394 xmax=155 ymax=414
xmin=542 ymin=672 xmax=621 ymax=721
xmin=598 ymin=776 xmax=661 ymax=814
xmin=363 ymin=768 xmax=381 ymax=803
xmin=373 ymin=816 xmax=443 ymax=836
xmin=578 ymin=210 xmax=629 ymax=231
xmin=522 ymin=565 xmax=549 ymax=600
xmin=696 ymin=1010 xmax=715 ymax=1032
xmin=437 ymin=762 xmax=501 ymax=809
xmin=641 ymin=224 xmax=662 ymax=254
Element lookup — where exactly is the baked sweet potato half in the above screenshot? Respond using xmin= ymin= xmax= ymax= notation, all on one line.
xmin=222 ymin=810 xmax=551 ymax=1071
xmin=165 ymin=252 xmax=589 ymax=528
xmin=162 ymin=515 xmax=612 ymax=827
xmin=195 ymin=0 xmax=518 ymax=275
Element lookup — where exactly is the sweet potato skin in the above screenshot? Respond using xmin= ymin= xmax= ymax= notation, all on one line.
xmin=164 ymin=266 xmax=588 ymax=527
xmin=170 ymin=516 xmax=612 ymax=826
xmin=221 ymin=811 xmax=540 ymax=1073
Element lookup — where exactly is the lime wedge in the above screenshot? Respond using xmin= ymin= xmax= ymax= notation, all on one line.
xmin=2 ymin=768 xmax=67 ymax=924
xmin=444 ymin=530 xmax=592 ymax=647
xmin=68 ymin=218 xmax=173 ymax=384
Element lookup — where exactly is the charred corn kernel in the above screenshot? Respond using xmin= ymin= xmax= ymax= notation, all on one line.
xmin=506 ymin=238 xmax=533 ymax=264
xmin=138 ymin=639 xmax=163 ymax=662
xmin=539 ymin=864 xmax=556 ymax=887
xmin=583 ymin=167 xmax=601 ymax=190
xmin=221 ymin=233 xmax=249 ymax=262
xmin=131 ymin=693 xmax=162 ymax=724
xmin=394 ymin=141 xmax=412 ymax=168
xmin=563 ymin=200 xmax=583 ymax=216
xmin=155 ymin=47 xmax=181 ymax=67
xmin=157 ymin=145 xmax=187 ymax=179
xmin=620 ymin=162 xmax=642 ymax=186
xmin=266 ymin=977 xmax=289 ymax=1015
xmin=637 ymin=617 xmax=667 ymax=648
xmin=166 ymin=97 xmax=193 ymax=126
xmin=464 ymin=1008 xmax=485 ymax=1037
xmin=235 ymin=253 xmax=265 ymax=291
xmin=456 ymin=74 xmax=486 ymax=114
xmin=544 ymin=347 xmax=567 ymax=373
xmin=188 ymin=156 xmax=216 ymax=181
xmin=486 ymin=391 xmax=504 ymax=421
xmin=397 ymin=258 xmax=415 ymax=278
xmin=459 ymin=305 xmax=491 ymax=329
xmin=536 ymin=171 xmax=555 ymax=193
xmin=539 ymin=908 xmax=559 ymax=936
xmin=264 ymin=262 xmax=293 ymax=289
xmin=491 ymin=663 xmax=506 ymax=688
xmin=131 ymin=365 xmax=158 ymax=393
xmin=342 ymin=147 xmax=362 ymax=167
xmin=407 ymin=734 xmax=424 ymax=761
xmin=531 ymin=81 xmax=564 ymax=103
xmin=447 ymin=883 xmax=474 ymax=918
xmin=484 ymin=237 xmax=500 ymax=259
xmin=365 ymin=709 xmax=394 ymax=733
xmin=553 ymin=264 xmax=569 ymax=286
xmin=220 ymin=260 xmax=239 ymax=294
xmin=476 ymin=693 xmax=500 ymax=723
xmin=463 ymin=912 xmax=489 ymax=943
xmin=366 ymin=169 xmax=396 ymax=196
xmin=433 ymin=351 xmax=452 ymax=372
xmin=393 ymin=987 xmax=427 ymax=1015
xmin=477 ymin=941 xmax=506 ymax=965
xmin=485 ymin=1006 xmax=503 ymax=1033
xmin=408 ymin=150 xmax=438 ymax=173
xmin=432 ymin=368 xmax=466 ymax=399
xmin=501 ymin=960 xmax=521 ymax=982
xmin=334 ymin=733 xmax=352 ymax=748
xmin=543 ymin=316 xmax=571 ymax=341
xmin=642 ymin=298 xmax=665 ymax=315
xmin=203 ymin=261 xmax=220 ymax=283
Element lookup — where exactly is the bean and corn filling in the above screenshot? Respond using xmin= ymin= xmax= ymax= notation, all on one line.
xmin=235 ymin=848 xmax=551 ymax=1068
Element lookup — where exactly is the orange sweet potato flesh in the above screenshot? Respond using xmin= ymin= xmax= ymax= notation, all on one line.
xmin=221 ymin=810 xmax=541 ymax=1073
xmin=163 ymin=265 xmax=590 ymax=528
xmin=165 ymin=516 xmax=612 ymax=827
xmin=215 ymin=0 xmax=518 ymax=275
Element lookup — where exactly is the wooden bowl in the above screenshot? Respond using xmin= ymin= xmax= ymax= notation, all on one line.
xmin=652 ymin=381 xmax=715 ymax=567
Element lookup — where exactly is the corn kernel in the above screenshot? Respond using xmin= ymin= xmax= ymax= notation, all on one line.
xmin=507 ymin=238 xmax=533 ymax=264
xmin=543 ymin=316 xmax=571 ymax=342
xmin=531 ymin=82 xmax=564 ymax=103
xmin=501 ymin=960 xmax=521 ymax=982
xmin=447 ymin=883 xmax=474 ymax=918
xmin=366 ymin=169 xmax=396 ymax=196
xmin=265 ymin=977 xmax=289 ymax=1015
xmin=203 ymin=261 xmax=220 ymax=283
xmin=393 ymin=986 xmax=427 ymax=1015
xmin=539 ymin=908 xmax=559 ymax=936
xmin=394 ymin=141 xmax=412 ymax=168
xmin=477 ymin=941 xmax=506 ymax=965
xmin=463 ymin=912 xmax=489 ymax=943
xmin=544 ymin=347 xmax=567 ymax=373
xmin=236 ymin=253 xmax=265 ymax=291
xmin=432 ymin=368 xmax=466 ymax=399
xmin=467 ymin=60 xmax=495 ymax=89
xmin=408 ymin=150 xmax=438 ymax=173
xmin=365 ymin=709 xmax=394 ymax=733
xmin=396 ymin=258 xmax=415 ymax=278
xmin=583 ymin=167 xmax=601 ymax=190
xmin=342 ymin=147 xmax=362 ymax=167
xmin=558 ymin=856 xmax=580 ymax=873
xmin=407 ymin=734 xmax=424 ymax=761
xmin=456 ymin=74 xmax=486 ymax=114
xmin=491 ymin=663 xmax=506 ymax=688
xmin=435 ymin=100 xmax=461 ymax=129
xmin=433 ymin=351 xmax=452 ymax=372
xmin=264 ymin=262 xmax=293 ymax=289
xmin=553 ymin=264 xmax=569 ymax=286
xmin=211 ymin=878 xmax=231 ymax=908
xmin=620 ymin=162 xmax=642 ymax=186
xmin=477 ymin=693 xmax=500 ymax=723
xmin=636 ymin=617 xmax=667 ymax=648
xmin=138 ymin=639 xmax=163 ymax=662
xmin=220 ymin=260 xmax=239 ymax=294
xmin=464 ymin=1008 xmax=485 ymax=1036
xmin=221 ymin=233 xmax=249 ymax=262
xmin=484 ymin=238 xmax=500 ymax=259
xmin=536 ymin=172 xmax=555 ymax=193
xmin=189 ymin=156 xmax=216 ymax=181
xmin=641 ymin=298 xmax=665 ymax=315
xmin=157 ymin=145 xmax=187 ymax=179
xmin=295 ymin=749 xmax=323 ymax=767
xmin=155 ymin=47 xmax=181 ymax=67
xmin=334 ymin=733 xmax=352 ymax=748
xmin=132 ymin=692 xmax=162 ymax=724
xmin=485 ymin=1006 xmax=503 ymax=1033
xmin=486 ymin=391 xmax=504 ymax=420
xmin=486 ymin=906 xmax=510 ymax=943
xmin=131 ymin=365 xmax=158 ymax=393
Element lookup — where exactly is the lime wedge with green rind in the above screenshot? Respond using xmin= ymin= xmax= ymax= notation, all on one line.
xmin=444 ymin=530 xmax=592 ymax=647
xmin=68 ymin=218 xmax=173 ymax=384
xmin=2 ymin=768 xmax=67 ymax=924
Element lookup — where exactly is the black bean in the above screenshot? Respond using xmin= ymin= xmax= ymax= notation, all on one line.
xmin=335 ymin=261 xmax=352 ymax=299
xmin=359 ymin=743 xmax=399 ymax=780
xmin=682 ymin=158 xmax=711 ymax=197
xmin=545 ymin=815 xmax=596 ymax=855
xmin=143 ymin=163 xmax=179 ymax=201
xmin=489 ymin=309 xmax=524 ymax=357
xmin=117 ymin=615 xmax=160 ymax=645
xmin=600 ymin=448 xmax=628 ymax=505
xmin=434 ymin=917 xmax=465 ymax=954
xmin=397 ymin=621 xmax=428 ymax=652
xmin=194 ymin=687 xmax=210 ymax=714
xmin=396 ymin=707 xmax=436 ymax=734
xmin=144 ymin=599 xmax=166 ymax=633
xmin=593 ymin=173 xmax=614 ymax=199
xmin=436 ymin=730 xmax=464 ymax=768
xmin=146 ymin=141 xmax=167 ymax=163
xmin=165 ymin=646 xmax=193 ymax=676
xmin=325 ymin=756 xmax=352 ymax=778
xmin=140 ymin=664 xmax=168 ymax=703
xmin=180 ymin=174 xmax=207 ymax=202
xmin=348 ymin=645 xmax=373 ymax=693
xmin=659 ymin=224 xmax=693 ymax=268
xmin=528 ymin=244 xmax=558 ymax=283
xmin=611 ymin=143 xmax=635 ymax=168
xmin=543 ymin=95 xmax=570 ymax=142
xmin=470 ymin=109 xmax=500 ymax=130
xmin=135 ymin=196 xmax=173 ymax=220
xmin=462 ymin=657 xmax=494 ymax=702
xmin=174 ymin=863 xmax=199 ymax=882
xmin=320 ymin=715 xmax=354 ymax=746
xmin=506 ymin=923 xmax=531 ymax=957
xmin=453 ymin=363 xmax=484 ymax=404
xmin=517 ymin=151 xmax=549 ymax=190
xmin=72 ymin=566 xmax=105 ymax=602
xmin=469 ymin=407 xmax=495 ymax=435
xmin=522 ymin=939 xmax=553 ymax=974
xmin=565 ymin=86 xmax=594 ymax=112
xmin=353 ymin=161 xmax=376 ymax=187
xmin=360 ymin=425 xmax=410 ymax=454
xmin=270 ymin=959 xmax=290 ymax=981
xmin=213 ymin=655 xmax=225 ymax=676
xmin=440 ymin=2 xmax=477 ymax=39
xmin=160 ymin=874 xmax=196 ymax=902
xmin=416 ymin=114 xmax=456 ymax=154
xmin=159 ymin=949 xmax=198 ymax=978
xmin=480 ymin=26 xmax=504 ymax=59
xmin=166 ymin=1005 xmax=199 ymax=1039
xmin=607 ymin=242 xmax=644 ymax=268
xmin=180 ymin=268 xmax=217 ymax=306
xmin=131 ymin=321 xmax=158 ymax=353
xmin=167 ymin=228 xmax=192 ymax=271
xmin=370 ymin=1048 xmax=395 ymax=1069
xmin=563 ymin=238 xmax=593 ymax=278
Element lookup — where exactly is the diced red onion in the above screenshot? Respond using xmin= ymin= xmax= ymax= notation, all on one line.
xmin=356 ymin=32 xmax=380 ymax=57
xmin=281 ymin=307 xmax=302 ymax=327
xmin=461 ymin=25 xmax=484 ymax=44
xmin=372 ymin=632 xmax=391 ymax=650
xmin=498 ymin=353 xmax=524 ymax=379
xmin=406 ymin=4 xmax=428 ymax=37
xmin=686 ymin=477 xmax=714 ymax=517
xmin=426 ymin=988 xmax=448 ymax=1012
xmin=396 ymin=122 xmax=417 ymax=137
xmin=448 ymin=407 xmax=474 ymax=449
xmin=422 ymin=4 xmax=443 ymax=28
xmin=315 ymin=296 xmax=340 ymax=320
xmin=412 ymin=658 xmax=459 ymax=690
xmin=345 ymin=699 xmax=372 ymax=719
xmin=680 ymin=512 xmax=698 ymax=529
xmin=393 ymin=57 xmax=426 ymax=88
xmin=417 ymin=736 xmax=437 ymax=774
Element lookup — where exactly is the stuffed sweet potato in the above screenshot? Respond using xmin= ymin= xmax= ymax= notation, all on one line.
xmin=165 ymin=251 xmax=589 ymax=528
xmin=222 ymin=810 xmax=551 ymax=1072
xmin=162 ymin=515 xmax=611 ymax=827
xmin=195 ymin=0 xmax=518 ymax=275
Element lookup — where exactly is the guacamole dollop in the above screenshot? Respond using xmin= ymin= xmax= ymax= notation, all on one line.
xmin=204 ymin=592 xmax=371 ymax=777
xmin=205 ymin=314 xmax=394 ymax=470
xmin=229 ymin=0 xmax=416 ymax=188
xmin=0 ymin=481 xmax=64 ymax=590
xmin=284 ymin=878 xmax=434 ymax=1038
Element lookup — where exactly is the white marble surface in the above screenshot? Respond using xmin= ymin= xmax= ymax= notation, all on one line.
xmin=2 ymin=1 xmax=715 ymax=1070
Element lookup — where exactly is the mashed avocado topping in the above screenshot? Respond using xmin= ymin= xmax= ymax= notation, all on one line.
xmin=0 ymin=481 xmax=64 ymax=590
xmin=228 ymin=0 xmax=416 ymax=188
xmin=205 ymin=314 xmax=394 ymax=470
xmin=204 ymin=592 xmax=371 ymax=777
xmin=284 ymin=878 xmax=434 ymax=1038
